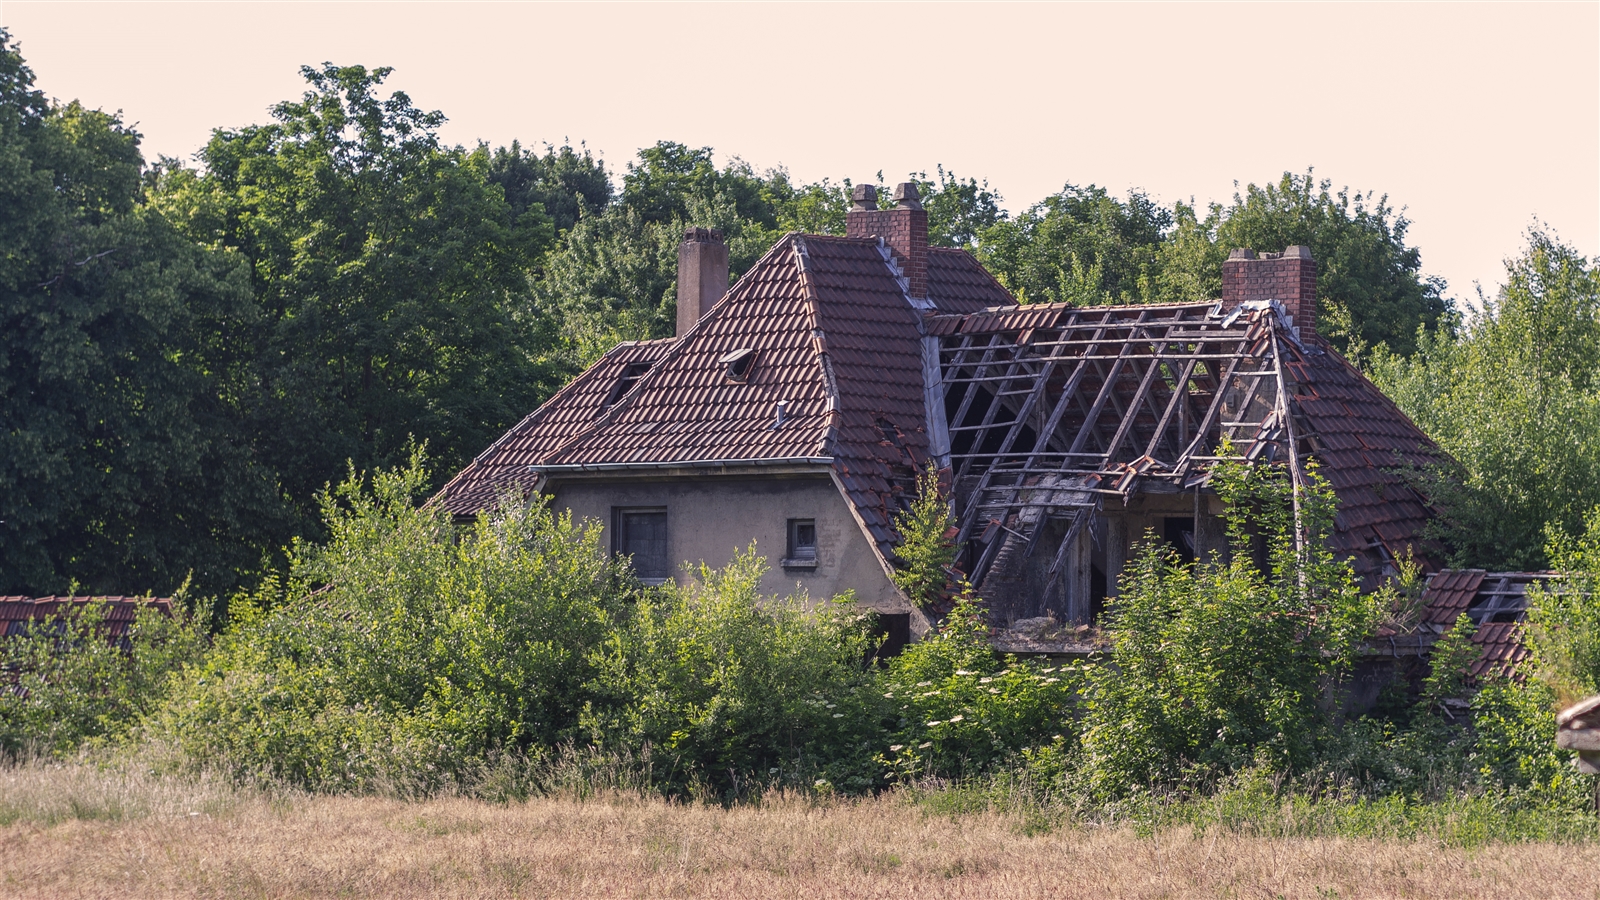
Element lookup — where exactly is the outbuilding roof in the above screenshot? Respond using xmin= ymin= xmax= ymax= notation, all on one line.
xmin=0 ymin=595 xmax=173 ymax=641
xmin=1419 ymin=569 xmax=1566 ymax=679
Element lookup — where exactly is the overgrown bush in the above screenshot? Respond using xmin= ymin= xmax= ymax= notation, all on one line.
xmin=1071 ymin=457 xmax=1381 ymax=800
xmin=580 ymin=547 xmax=888 ymax=798
xmin=147 ymin=453 xmax=630 ymax=791
xmin=890 ymin=463 xmax=957 ymax=610
xmin=0 ymin=596 xmax=207 ymax=757
xmin=878 ymin=589 xmax=1077 ymax=781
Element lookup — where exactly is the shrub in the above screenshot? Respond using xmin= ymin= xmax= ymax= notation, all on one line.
xmin=148 ymin=453 xmax=630 ymax=791
xmin=891 ymin=463 xmax=958 ymax=610
xmin=878 ymin=588 xmax=1078 ymax=781
xmin=1072 ymin=457 xmax=1382 ymax=799
xmin=0 ymin=596 xmax=207 ymax=757
xmin=579 ymin=547 xmax=886 ymax=799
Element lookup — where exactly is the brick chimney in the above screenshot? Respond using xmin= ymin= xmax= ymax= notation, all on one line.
xmin=677 ymin=227 xmax=728 ymax=336
xmin=846 ymin=182 xmax=928 ymax=300
xmin=1221 ymin=245 xmax=1317 ymax=338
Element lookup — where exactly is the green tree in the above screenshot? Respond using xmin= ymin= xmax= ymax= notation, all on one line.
xmin=1161 ymin=171 xmax=1450 ymax=356
xmin=153 ymin=64 xmax=565 ymax=531
xmin=484 ymin=139 xmax=611 ymax=236
xmin=910 ymin=166 xmax=1006 ymax=250
xmin=1368 ymin=230 xmax=1600 ymax=569
xmin=976 ymin=183 xmax=1171 ymax=305
xmin=0 ymin=30 xmax=286 ymax=596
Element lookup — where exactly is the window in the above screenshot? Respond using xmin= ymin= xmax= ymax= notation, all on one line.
xmin=613 ymin=507 xmax=669 ymax=583
xmin=601 ymin=362 xmax=652 ymax=412
xmin=720 ymin=348 xmax=756 ymax=382
xmin=785 ymin=518 xmax=817 ymax=566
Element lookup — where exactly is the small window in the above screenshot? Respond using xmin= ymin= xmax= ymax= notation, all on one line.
xmin=720 ymin=348 xmax=756 ymax=382
xmin=602 ymin=362 xmax=652 ymax=412
xmin=785 ymin=518 xmax=817 ymax=566
xmin=614 ymin=507 xmax=669 ymax=583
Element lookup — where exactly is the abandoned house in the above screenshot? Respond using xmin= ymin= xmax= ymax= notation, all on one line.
xmin=437 ymin=182 xmax=1447 ymax=640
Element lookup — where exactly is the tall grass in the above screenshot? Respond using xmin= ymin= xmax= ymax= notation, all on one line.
xmin=2 ymin=757 xmax=1596 ymax=900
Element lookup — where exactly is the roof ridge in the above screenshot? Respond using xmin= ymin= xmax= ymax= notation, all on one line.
xmin=793 ymin=234 xmax=841 ymax=458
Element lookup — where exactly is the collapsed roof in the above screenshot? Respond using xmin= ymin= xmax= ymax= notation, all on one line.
xmin=1420 ymin=569 xmax=1569 ymax=679
xmin=927 ymin=296 xmax=1446 ymax=595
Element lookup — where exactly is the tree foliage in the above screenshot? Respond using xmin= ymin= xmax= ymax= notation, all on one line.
xmin=978 ymin=183 xmax=1171 ymax=305
xmin=0 ymin=30 xmax=284 ymax=596
xmin=154 ymin=64 xmax=567 ymax=533
xmin=1368 ymin=229 xmax=1600 ymax=569
xmin=976 ymin=171 xmax=1451 ymax=358
xmin=484 ymin=140 xmax=611 ymax=236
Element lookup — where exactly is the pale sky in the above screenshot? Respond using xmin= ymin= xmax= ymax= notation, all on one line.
xmin=3 ymin=1 xmax=1596 ymax=303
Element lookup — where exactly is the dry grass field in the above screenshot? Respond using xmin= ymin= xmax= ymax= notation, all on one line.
xmin=1 ymin=762 xmax=1597 ymax=899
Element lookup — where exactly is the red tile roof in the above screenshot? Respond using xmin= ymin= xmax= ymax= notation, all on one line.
xmin=1284 ymin=336 xmax=1446 ymax=584
xmin=435 ymin=236 xmax=1009 ymax=564
xmin=1418 ymin=570 xmax=1564 ymax=679
xmin=926 ymin=247 xmax=1015 ymax=313
xmin=0 ymin=596 xmax=173 ymax=641
xmin=434 ymin=338 xmax=676 ymax=515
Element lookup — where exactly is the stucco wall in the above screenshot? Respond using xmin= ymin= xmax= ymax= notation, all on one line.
xmin=545 ymin=473 xmax=910 ymax=614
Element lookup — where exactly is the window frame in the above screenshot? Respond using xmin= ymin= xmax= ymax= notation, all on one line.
xmin=784 ymin=517 xmax=818 ymax=568
xmin=613 ymin=506 xmax=670 ymax=584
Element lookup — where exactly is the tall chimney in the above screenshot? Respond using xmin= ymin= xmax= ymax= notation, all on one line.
xmin=846 ymin=182 xmax=928 ymax=300
xmin=1221 ymin=245 xmax=1317 ymax=338
xmin=677 ymin=227 xmax=728 ymax=336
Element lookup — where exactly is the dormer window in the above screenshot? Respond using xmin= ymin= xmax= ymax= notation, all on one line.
xmin=720 ymin=348 xmax=756 ymax=383
xmin=602 ymin=362 xmax=652 ymax=412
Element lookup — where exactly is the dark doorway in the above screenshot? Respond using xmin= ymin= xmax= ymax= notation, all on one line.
xmin=1090 ymin=564 xmax=1108 ymax=624
xmin=870 ymin=613 xmax=911 ymax=662
xmin=1163 ymin=517 xmax=1196 ymax=564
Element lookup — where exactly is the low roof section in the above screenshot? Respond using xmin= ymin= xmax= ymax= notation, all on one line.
xmin=1420 ymin=569 xmax=1570 ymax=679
xmin=434 ymin=235 xmax=1014 ymax=567
xmin=0 ymin=595 xmax=174 ymax=643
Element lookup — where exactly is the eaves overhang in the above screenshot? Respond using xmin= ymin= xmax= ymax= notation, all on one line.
xmin=528 ymin=457 xmax=835 ymax=483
